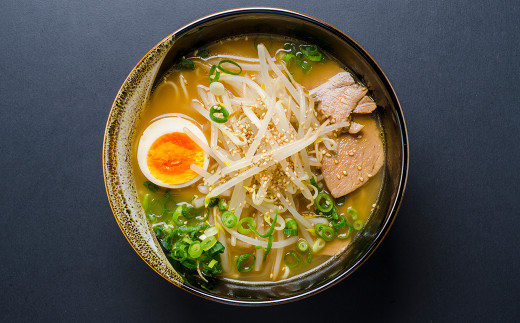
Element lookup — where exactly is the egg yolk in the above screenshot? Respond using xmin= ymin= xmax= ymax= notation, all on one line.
xmin=146 ymin=132 xmax=205 ymax=185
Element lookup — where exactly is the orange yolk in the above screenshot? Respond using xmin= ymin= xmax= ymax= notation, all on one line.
xmin=146 ymin=132 xmax=205 ymax=185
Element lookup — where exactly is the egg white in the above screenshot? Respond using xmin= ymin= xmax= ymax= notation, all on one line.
xmin=137 ymin=117 xmax=209 ymax=188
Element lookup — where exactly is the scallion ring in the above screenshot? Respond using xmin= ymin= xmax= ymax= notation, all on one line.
xmin=336 ymin=223 xmax=354 ymax=240
xmin=171 ymin=247 xmax=187 ymax=262
xmin=221 ymin=211 xmax=237 ymax=229
xmin=188 ymin=241 xmax=203 ymax=258
xmin=208 ymin=65 xmax=220 ymax=83
xmin=312 ymin=238 xmax=326 ymax=253
xmin=284 ymin=251 xmax=301 ymax=269
xmin=209 ymin=104 xmax=229 ymax=123
xmin=237 ymin=217 xmax=256 ymax=235
xmin=182 ymin=206 xmax=199 ymax=219
xmin=217 ymin=59 xmax=242 ymax=75
xmin=283 ymin=219 xmax=298 ymax=236
xmin=236 ymin=254 xmax=256 ymax=272
xmin=297 ymin=239 xmax=309 ymax=253
xmin=171 ymin=205 xmax=185 ymax=226
xmin=201 ymin=236 xmax=217 ymax=251
xmin=315 ymin=192 xmax=334 ymax=213
xmin=332 ymin=215 xmax=346 ymax=229
xmin=218 ymin=199 xmax=228 ymax=211
xmin=353 ymin=220 xmax=364 ymax=231
xmin=314 ymin=223 xmax=335 ymax=241
xmin=347 ymin=207 xmax=358 ymax=220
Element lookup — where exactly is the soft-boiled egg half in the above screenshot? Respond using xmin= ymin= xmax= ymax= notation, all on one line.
xmin=137 ymin=117 xmax=209 ymax=188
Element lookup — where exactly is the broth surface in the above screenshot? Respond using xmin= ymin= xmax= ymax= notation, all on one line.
xmin=132 ymin=35 xmax=383 ymax=282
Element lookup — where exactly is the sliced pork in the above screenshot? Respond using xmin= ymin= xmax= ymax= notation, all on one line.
xmin=310 ymin=72 xmax=378 ymax=126
xmin=321 ymin=118 xmax=384 ymax=198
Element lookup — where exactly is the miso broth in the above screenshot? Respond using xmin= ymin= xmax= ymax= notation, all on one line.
xmin=132 ymin=35 xmax=384 ymax=286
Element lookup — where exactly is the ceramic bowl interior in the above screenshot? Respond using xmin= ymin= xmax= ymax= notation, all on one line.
xmin=103 ymin=8 xmax=408 ymax=305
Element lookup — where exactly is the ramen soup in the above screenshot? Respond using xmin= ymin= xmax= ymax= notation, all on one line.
xmin=132 ymin=35 xmax=384 ymax=287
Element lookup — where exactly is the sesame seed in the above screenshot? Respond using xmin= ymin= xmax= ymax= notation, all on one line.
xmin=342 ymin=171 xmax=347 ymax=175
xmin=348 ymin=151 xmax=354 ymax=156
xmin=334 ymin=159 xmax=339 ymax=164
xmin=367 ymin=173 xmax=372 ymax=178
xmin=357 ymin=165 xmax=362 ymax=171
xmin=336 ymin=174 xmax=341 ymax=179
xmin=358 ymin=177 xmax=364 ymax=182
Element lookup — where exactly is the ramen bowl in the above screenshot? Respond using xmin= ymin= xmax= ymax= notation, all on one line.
xmin=103 ymin=7 xmax=408 ymax=305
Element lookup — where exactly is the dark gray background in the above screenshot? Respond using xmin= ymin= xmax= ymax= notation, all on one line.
xmin=1 ymin=0 xmax=519 ymax=321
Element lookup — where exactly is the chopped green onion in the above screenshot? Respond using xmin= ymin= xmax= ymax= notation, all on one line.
xmin=314 ymin=223 xmax=335 ymax=241
xmin=209 ymin=104 xmax=229 ymax=123
xmin=208 ymin=65 xmax=220 ymax=83
xmin=332 ymin=215 xmax=346 ymax=229
xmin=300 ymin=45 xmax=324 ymax=62
xmin=207 ymin=197 xmax=220 ymax=208
xmin=206 ymin=241 xmax=225 ymax=257
xmin=249 ymin=209 xmax=278 ymax=238
xmin=204 ymin=226 xmax=218 ymax=237
xmin=236 ymin=254 xmax=256 ymax=272
xmin=310 ymin=176 xmax=321 ymax=192
xmin=347 ymin=207 xmax=358 ymax=220
xmin=161 ymin=236 xmax=174 ymax=251
xmin=283 ymin=42 xmax=297 ymax=52
xmin=353 ymin=220 xmax=364 ymax=231
xmin=181 ymin=258 xmax=197 ymax=270
xmin=208 ymin=259 xmax=218 ymax=268
xmin=171 ymin=224 xmax=210 ymax=236
xmin=218 ymin=199 xmax=228 ymax=211
xmin=182 ymin=237 xmax=193 ymax=245
xmin=283 ymin=219 xmax=298 ymax=235
xmin=182 ymin=206 xmax=200 ymax=219
xmin=199 ymin=208 xmax=210 ymax=221
xmin=300 ymin=44 xmax=319 ymax=55
xmin=172 ymin=205 xmax=185 ymax=226
xmin=312 ymin=238 xmax=326 ymax=253
xmin=297 ymin=239 xmax=309 ymax=253
xmin=221 ymin=211 xmax=237 ymax=228
xmin=256 ymin=235 xmax=274 ymax=261
xmin=176 ymin=59 xmax=195 ymax=70
xmin=201 ymin=236 xmax=217 ymax=251
xmin=299 ymin=60 xmax=312 ymax=74
xmin=153 ymin=225 xmax=165 ymax=239
xmin=264 ymin=235 xmax=273 ymax=261
xmin=143 ymin=181 xmax=159 ymax=193
xmin=198 ymin=49 xmax=209 ymax=58
xmin=217 ymin=59 xmax=242 ymax=75
xmin=171 ymin=247 xmax=187 ymax=262
xmin=188 ymin=241 xmax=203 ymax=258
xmin=282 ymin=53 xmax=296 ymax=69
xmin=237 ymin=217 xmax=256 ymax=234
xmin=284 ymin=229 xmax=298 ymax=236
xmin=337 ymin=223 xmax=354 ymax=240
xmin=284 ymin=251 xmax=300 ymax=269
xmin=315 ymin=192 xmax=334 ymax=213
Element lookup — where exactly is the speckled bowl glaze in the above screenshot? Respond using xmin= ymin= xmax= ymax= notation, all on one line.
xmin=103 ymin=7 xmax=408 ymax=305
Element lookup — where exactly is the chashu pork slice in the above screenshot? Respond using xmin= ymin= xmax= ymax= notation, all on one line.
xmin=310 ymin=72 xmax=378 ymax=124
xmin=321 ymin=118 xmax=384 ymax=198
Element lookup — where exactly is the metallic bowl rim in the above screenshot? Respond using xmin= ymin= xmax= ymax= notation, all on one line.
xmin=103 ymin=6 xmax=409 ymax=306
